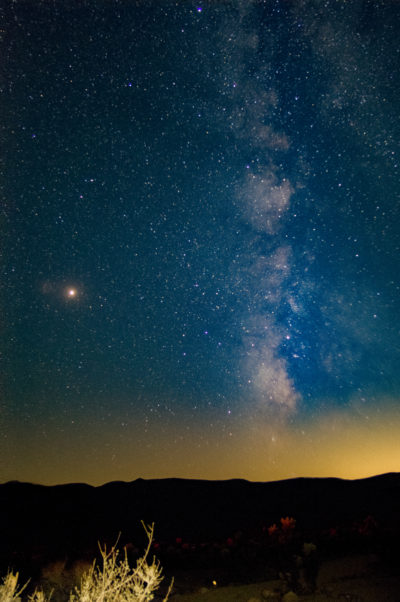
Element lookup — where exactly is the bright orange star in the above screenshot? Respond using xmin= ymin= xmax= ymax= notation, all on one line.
xmin=66 ymin=287 xmax=78 ymax=298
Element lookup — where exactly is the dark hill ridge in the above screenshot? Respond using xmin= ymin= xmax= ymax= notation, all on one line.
xmin=1 ymin=473 xmax=400 ymax=575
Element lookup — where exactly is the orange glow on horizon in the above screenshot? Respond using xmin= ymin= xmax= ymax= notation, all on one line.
xmin=3 ymin=399 xmax=400 ymax=486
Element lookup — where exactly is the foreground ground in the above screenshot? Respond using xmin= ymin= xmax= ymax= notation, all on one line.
xmin=168 ymin=554 xmax=400 ymax=602
xmin=4 ymin=547 xmax=400 ymax=601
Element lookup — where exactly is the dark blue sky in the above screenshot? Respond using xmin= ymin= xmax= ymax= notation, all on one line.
xmin=2 ymin=0 xmax=400 ymax=485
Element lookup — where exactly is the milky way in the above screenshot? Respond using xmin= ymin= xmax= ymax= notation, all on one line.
xmin=2 ymin=0 xmax=400 ymax=485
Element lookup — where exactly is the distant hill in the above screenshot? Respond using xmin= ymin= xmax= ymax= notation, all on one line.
xmin=1 ymin=473 xmax=400 ymax=576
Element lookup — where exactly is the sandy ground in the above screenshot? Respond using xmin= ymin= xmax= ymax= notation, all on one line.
xmin=168 ymin=554 xmax=400 ymax=602
xmin=27 ymin=550 xmax=400 ymax=601
xmin=169 ymin=577 xmax=400 ymax=601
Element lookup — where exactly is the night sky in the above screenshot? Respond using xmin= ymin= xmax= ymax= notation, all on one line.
xmin=2 ymin=0 xmax=400 ymax=486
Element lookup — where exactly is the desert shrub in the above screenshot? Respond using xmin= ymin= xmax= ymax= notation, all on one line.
xmin=267 ymin=517 xmax=297 ymax=546
xmin=69 ymin=522 xmax=173 ymax=602
xmin=28 ymin=592 xmax=50 ymax=602
xmin=0 ymin=570 xmax=28 ymax=601
xmin=0 ymin=523 xmax=172 ymax=602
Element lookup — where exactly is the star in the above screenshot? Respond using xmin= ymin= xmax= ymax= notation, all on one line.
xmin=65 ymin=287 xmax=78 ymax=299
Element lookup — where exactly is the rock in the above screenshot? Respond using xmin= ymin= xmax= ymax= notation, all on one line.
xmin=247 ymin=598 xmax=261 ymax=602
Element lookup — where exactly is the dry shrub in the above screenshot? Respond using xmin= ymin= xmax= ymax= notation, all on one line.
xmin=1 ymin=523 xmax=172 ymax=602
xmin=70 ymin=522 xmax=173 ymax=602
xmin=0 ymin=571 xmax=28 ymax=601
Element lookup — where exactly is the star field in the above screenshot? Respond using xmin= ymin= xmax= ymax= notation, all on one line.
xmin=1 ymin=0 xmax=400 ymax=485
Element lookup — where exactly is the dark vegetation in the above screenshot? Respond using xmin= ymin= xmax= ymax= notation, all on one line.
xmin=1 ymin=473 xmax=400 ymax=597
